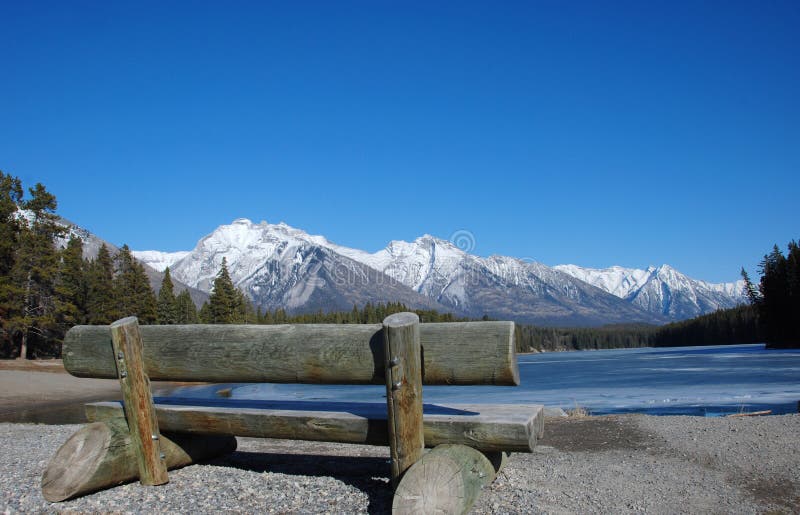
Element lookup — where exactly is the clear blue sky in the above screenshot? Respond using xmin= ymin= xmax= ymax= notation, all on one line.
xmin=2 ymin=1 xmax=797 ymax=283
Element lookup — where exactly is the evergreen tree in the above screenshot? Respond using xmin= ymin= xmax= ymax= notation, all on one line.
xmin=156 ymin=267 xmax=178 ymax=324
xmin=86 ymin=244 xmax=118 ymax=324
xmin=207 ymin=258 xmax=240 ymax=324
xmin=175 ymin=290 xmax=199 ymax=324
xmin=115 ymin=245 xmax=157 ymax=323
xmin=7 ymin=183 xmax=64 ymax=358
xmin=752 ymin=240 xmax=800 ymax=346
xmin=740 ymin=267 xmax=760 ymax=304
xmin=0 ymin=171 xmax=23 ymax=353
xmin=54 ymin=235 xmax=87 ymax=330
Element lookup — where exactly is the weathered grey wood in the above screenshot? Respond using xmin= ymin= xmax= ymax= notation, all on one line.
xmin=392 ymin=444 xmax=497 ymax=515
xmin=110 ymin=317 xmax=168 ymax=486
xmin=63 ymin=321 xmax=519 ymax=385
xmin=86 ymin=401 xmax=543 ymax=453
xmin=41 ymin=418 xmax=236 ymax=502
xmin=383 ymin=312 xmax=424 ymax=486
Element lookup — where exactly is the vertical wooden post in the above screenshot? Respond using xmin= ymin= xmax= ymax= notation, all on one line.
xmin=383 ymin=312 xmax=424 ymax=488
xmin=110 ymin=316 xmax=168 ymax=486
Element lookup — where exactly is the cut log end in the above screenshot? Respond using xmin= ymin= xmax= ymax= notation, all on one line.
xmin=393 ymin=444 xmax=497 ymax=515
xmin=109 ymin=316 xmax=139 ymax=329
xmin=41 ymin=422 xmax=113 ymax=502
xmin=42 ymin=419 xmax=236 ymax=502
xmin=383 ymin=312 xmax=420 ymax=328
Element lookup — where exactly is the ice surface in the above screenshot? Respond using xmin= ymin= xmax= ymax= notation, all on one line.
xmin=164 ymin=344 xmax=800 ymax=417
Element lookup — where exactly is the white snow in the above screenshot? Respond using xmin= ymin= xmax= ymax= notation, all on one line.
xmin=131 ymin=217 xmax=746 ymax=320
xmin=132 ymin=250 xmax=190 ymax=272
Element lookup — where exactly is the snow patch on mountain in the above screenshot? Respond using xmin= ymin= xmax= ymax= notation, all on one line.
xmin=133 ymin=250 xmax=190 ymax=272
xmin=130 ymin=218 xmax=745 ymax=324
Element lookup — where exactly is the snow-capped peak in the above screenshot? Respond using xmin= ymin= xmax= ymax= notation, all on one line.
xmin=132 ymin=250 xmax=190 ymax=272
xmin=554 ymin=263 xmax=746 ymax=318
xmin=132 ymin=217 xmax=746 ymax=323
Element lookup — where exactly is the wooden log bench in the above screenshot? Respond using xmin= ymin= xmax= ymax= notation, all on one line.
xmin=42 ymin=313 xmax=544 ymax=513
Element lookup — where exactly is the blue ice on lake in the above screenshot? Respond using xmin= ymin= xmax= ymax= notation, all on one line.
xmin=163 ymin=344 xmax=800 ymax=416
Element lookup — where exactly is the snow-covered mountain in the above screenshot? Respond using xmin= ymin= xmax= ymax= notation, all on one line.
xmin=134 ymin=218 xmax=745 ymax=325
xmin=554 ymin=264 xmax=746 ymax=320
xmin=137 ymin=219 xmax=451 ymax=314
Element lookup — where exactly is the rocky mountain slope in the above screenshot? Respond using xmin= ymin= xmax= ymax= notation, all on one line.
xmin=554 ymin=264 xmax=745 ymax=320
xmin=131 ymin=219 xmax=740 ymax=326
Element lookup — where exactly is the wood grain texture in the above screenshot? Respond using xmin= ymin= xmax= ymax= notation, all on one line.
xmin=41 ymin=418 xmax=236 ymax=502
xmin=86 ymin=401 xmax=544 ymax=453
xmin=392 ymin=444 xmax=497 ymax=515
xmin=110 ymin=317 xmax=168 ymax=486
xmin=63 ymin=321 xmax=519 ymax=385
xmin=383 ymin=313 xmax=424 ymax=486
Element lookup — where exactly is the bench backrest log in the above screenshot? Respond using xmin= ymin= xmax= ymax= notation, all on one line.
xmin=63 ymin=321 xmax=520 ymax=386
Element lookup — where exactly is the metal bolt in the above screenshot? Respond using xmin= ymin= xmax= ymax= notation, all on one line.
xmin=389 ymin=357 xmax=400 ymax=367
xmin=160 ymin=453 xmax=166 ymax=460
xmin=117 ymin=351 xmax=124 ymax=360
xmin=151 ymin=434 xmax=159 ymax=441
xmin=392 ymin=381 xmax=402 ymax=390
xmin=120 ymin=371 xmax=127 ymax=378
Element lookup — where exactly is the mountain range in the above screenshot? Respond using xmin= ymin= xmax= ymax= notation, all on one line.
xmin=131 ymin=218 xmax=746 ymax=326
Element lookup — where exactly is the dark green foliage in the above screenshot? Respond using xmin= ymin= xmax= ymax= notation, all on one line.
xmin=254 ymin=301 xmax=469 ymax=325
xmin=0 ymin=171 xmax=24 ymax=355
xmin=198 ymin=301 xmax=212 ymax=323
xmin=745 ymin=239 xmax=800 ymax=347
xmin=86 ymin=244 xmax=118 ymax=324
xmin=205 ymin=258 xmax=243 ymax=324
xmin=156 ymin=268 xmax=178 ymax=324
xmin=54 ymin=236 xmax=87 ymax=329
xmin=515 ymin=304 xmax=763 ymax=352
xmin=114 ymin=245 xmax=157 ymax=324
xmin=514 ymin=323 xmax=658 ymax=352
xmin=5 ymin=182 xmax=65 ymax=358
xmin=175 ymin=290 xmax=199 ymax=324
xmin=651 ymin=304 xmax=762 ymax=347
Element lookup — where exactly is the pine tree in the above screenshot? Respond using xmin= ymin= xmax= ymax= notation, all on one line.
xmin=54 ymin=235 xmax=87 ymax=330
xmin=175 ymin=290 xmax=198 ymax=324
xmin=156 ymin=267 xmax=178 ymax=324
xmin=86 ymin=244 xmax=118 ymax=324
xmin=740 ymin=268 xmax=760 ymax=304
xmin=0 ymin=171 xmax=23 ymax=352
xmin=207 ymin=258 xmax=239 ymax=324
xmin=115 ymin=245 xmax=157 ymax=324
xmin=8 ymin=183 xmax=64 ymax=358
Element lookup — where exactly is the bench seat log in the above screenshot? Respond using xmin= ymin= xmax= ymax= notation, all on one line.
xmin=85 ymin=400 xmax=544 ymax=453
xmin=63 ymin=322 xmax=519 ymax=386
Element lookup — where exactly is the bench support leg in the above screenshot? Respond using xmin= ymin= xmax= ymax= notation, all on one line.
xmin=41 ymin=417 xmax=237 ymax=502
xmin=383 ymin=312 xmax=424 ymax=488
xmin=110 ymin=316 xmax=169 ymax=486
xmin=392 ymin=444 xmax=499 ymax=515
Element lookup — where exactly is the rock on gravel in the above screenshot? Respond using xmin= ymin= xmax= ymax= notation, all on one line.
xmin=2 ymin=415 xmax=798 ymax=513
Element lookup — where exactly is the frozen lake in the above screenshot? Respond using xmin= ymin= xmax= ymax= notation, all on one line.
xmin=164 ymin=344 xmax=800 ymax=416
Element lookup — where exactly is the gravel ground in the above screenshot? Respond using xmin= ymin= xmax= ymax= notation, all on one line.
xmin=2 ymin=414 xmax=798 ymax=514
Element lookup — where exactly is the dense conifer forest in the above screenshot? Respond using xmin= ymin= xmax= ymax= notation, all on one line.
xmin=1 ymin=170 xmax=796 ymax=358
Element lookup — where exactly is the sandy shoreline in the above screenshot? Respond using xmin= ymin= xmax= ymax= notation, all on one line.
xmin=1 ymin=364 xmax=798 ymax=513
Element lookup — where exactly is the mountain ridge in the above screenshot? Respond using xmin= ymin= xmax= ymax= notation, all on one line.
xmin=133 ymin=218 xmax=745 ymax=325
